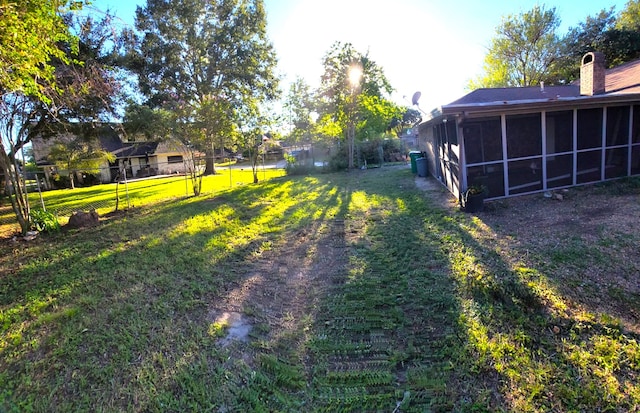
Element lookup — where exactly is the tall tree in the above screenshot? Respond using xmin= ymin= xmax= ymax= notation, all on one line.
xmin=235 ymin=100 xmax=273 ymax=184
xmin=0 ymin=0 xmax=79 ymax=234
xmin=48 ymin=137 xmax=115 ymax=189
xmin=129 ymin=0 xmax=279 ymax=178
xmin=283 ymin=77 xmax=315 ymax=146
xmin=554 ymin=7 xmax=640 ymax=83
xmin=469 ymin=5 xmax=561 ymax=88
xmin=316 ymin=42 xmax=395 ymax=169
xmin=1 ymin=6 xmax=121 ymax=234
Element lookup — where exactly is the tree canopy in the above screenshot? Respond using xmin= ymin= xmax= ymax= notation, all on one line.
xmin=554 ymin=5 xmax=640 ymax=82
xmin=471 ymin=2 xmax=640 ymax=89
xmin=283 ymin=77 xmax=315 ymax=146
xmin=314 ymin=42 xmax=401 ymax=168
xmin=616 ymin=0 xmax=640 ymax=30
xmin=470 ymin=5 xmax=561 ymax=88
xmin=127 ymin=0 xmax=279 ymax=177
xmin=48 ymin=137 xmax=115 ymax=189
xmin=0 ymin=0 xmax=81 ymax=102
xmin=1 ymin=5 xmax=123 ymax=233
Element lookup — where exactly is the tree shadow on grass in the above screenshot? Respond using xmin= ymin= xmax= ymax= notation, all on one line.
xmin=0 ymin=172 xmax=351 ymax=411
xmin=401 ymin=173 xmax=640 ymax=412
xmin=307 ymin=167 xmax=640 ymax=412
xmin=3 ymin=167 xmax=638 ymax=412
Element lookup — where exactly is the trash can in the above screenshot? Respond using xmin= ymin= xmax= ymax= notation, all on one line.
xmin=416 ymin=157 xmax=428 ymax=177
xmin=409 ymin=151 xmax=421 ymax=174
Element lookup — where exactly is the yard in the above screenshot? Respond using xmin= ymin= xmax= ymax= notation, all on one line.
xmin=1 ymin=166 xmax=639 ymax=412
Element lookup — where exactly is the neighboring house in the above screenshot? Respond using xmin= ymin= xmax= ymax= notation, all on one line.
xmin=418 ymin=52 xmax=640 ymax=201
xmin=32 ymin=125 xmax=193 ymax=185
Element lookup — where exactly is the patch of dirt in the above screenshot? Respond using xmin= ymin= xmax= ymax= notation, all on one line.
xmin=208 ymin=311 xmax=252 ymax=347
xmin=209 ymin=211 xmax=349 ymax=363
xmin=415 ymin=176 xmax=640 ymax=333
xmin=414 ymin=176 xmax=460 ymax=210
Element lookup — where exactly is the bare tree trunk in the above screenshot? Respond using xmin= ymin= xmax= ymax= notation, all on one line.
xmin=248 ymin=146 xmax=259 ymax=184
xmin=0 ymin=150 xmax=30 ymax=234
xmin=252 ymin=157 xmax=259 ymax=184
xmin=348 ymin=124 xmax=355 ymax=169
xmin=114 ymin=179 xmax=120 ymax=211
xmin=187 ymin=149 xmax=203 ymax=196
xmin=203 ymin=144 xmax=216 ymax=175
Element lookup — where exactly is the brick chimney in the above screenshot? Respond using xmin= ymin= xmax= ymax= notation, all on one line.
xmin=580 ymin=52 xmax=606 ymax=96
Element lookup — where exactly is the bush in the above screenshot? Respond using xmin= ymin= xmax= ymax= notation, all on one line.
xmin=327 ymin=145 xmax=349 ymax=171
xmin=51 ymin=173 xmax=70 ymax=189
xmin=285 ymin=153 xmax=315 ymax=176
xmin=286 ymin=163 xmax=316 ymax=176
xmin=80 ymin=173 xmax=100 ymax=186
xmin=30 ymin=209 xmax=60 ymax=233
xmin=360 ymin=138 xmax=406 ymax=165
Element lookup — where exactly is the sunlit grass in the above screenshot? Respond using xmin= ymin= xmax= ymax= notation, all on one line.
xmin=0 ymin=168 xmax=285 ymax=233
xmin=0 ymin=166 xmax=638 ymax=411
xmin=444 ymin=199 xmax=640 ymax=411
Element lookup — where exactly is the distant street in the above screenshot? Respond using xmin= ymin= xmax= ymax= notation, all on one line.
xmin=222 ymin=159 xmax=287 ymax=170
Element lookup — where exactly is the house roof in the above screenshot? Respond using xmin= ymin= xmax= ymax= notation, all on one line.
xmin=433 ymin=56 xmax=640 ymax=120
xmin=446 ymin=85 xmax=580 ymax=106
xmin=601 ymin=58 xmax=640 ymax=94
xmin=32 ymin=125 xmax=165 ymax=166
xmin=98 ymin=130 xmax=158 ymax=158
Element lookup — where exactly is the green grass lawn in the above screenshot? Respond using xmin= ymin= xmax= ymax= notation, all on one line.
xmin=0 ymin=167 xmax=285 ymax=231
xmin=0 ymin=166 xmax=639 ymax=412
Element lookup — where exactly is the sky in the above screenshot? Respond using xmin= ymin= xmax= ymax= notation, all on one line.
xmin=89 ymin=0 xmax=630 ymax=112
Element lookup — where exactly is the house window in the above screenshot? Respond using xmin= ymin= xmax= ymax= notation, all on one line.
xmin=506 ymin=113 xmax=542 ymax=159
xmin=167 ymin=155 xmax=183 ymax=164
xmin=463 ymin=118 xmax=502 ymax=164
xmin=577 ymin=108 xmax=603 ymax=150
xmin=546 ymin=111 xmax=573 ymax=154
xmin=606 ymin=106 xmax=630 ymax=147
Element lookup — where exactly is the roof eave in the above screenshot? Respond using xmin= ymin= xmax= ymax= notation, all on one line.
xmin=440 ymin=93 xmax=640 ymax=117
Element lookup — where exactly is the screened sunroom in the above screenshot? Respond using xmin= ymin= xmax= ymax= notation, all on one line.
xmin=418 ymin=52 xmax=640 ymax=201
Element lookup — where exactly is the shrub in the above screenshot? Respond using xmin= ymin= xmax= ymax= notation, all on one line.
xmin=327 ymin=144 xmax=349 ymax=171
xmin=51 ymin=173 xmax=70 ymax=189
xmin=285 ymin=153 xmax=316 ymax=176
xmin=80 ymin=173 xmax=100 ymax=186
xmin=286 ymin=163 xmax=316 ymax=176
xmin=30 ymin=209 xmax=60 ymax=233
xmin=360 ymin=138 xmax=406 ymax=165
